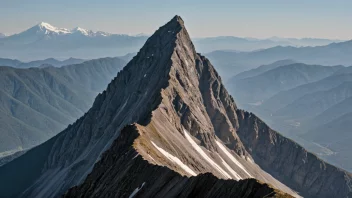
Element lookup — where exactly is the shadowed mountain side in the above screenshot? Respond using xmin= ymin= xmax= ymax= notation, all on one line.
xmin=65 ymin=125 xmax=291 ymax=198
xmin=0 ymin=57 xmax=126 ymax=154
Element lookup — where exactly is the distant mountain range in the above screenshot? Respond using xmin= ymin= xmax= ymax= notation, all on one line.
xmin=229 ymin=59 xmax=297 ymax=80
xmin=228 ymin=63 xmax=344 ymax=105
xmin=206 ymin=41 xmax=352 ymax=80
xmin=0 ymin=22 xmax=148 ymax=60
xmin=0 ymin=57 xmax=126 ymax=156
xmin=0 ymin=33 xmax=6 ymax=38
xmin=1 ymin=16 xmax=351 ymax=198
xmin=193 ymin=36 xmax=343 ymax=52
xmin=0 ymin=57 xmax=85 ymax=68
xmin=226 ymin=60 xmax=352 ymax=172
xmin=0 ymin=22 xmax=345 ymax=60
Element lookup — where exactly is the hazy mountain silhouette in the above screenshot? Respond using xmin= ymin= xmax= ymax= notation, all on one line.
xmin=227 ymin=63 xmax=343 ymax=106
xmin=230 ymin=62 xmax=352 ymax=172
xmin=0 ymin=57 xmax=85 ymax=68
xmin=0 ymin=57 xmax=126 ymax=155
xmin=206 ymin=41 xmax=352 ymax=80
xmin=0 ymin=22 xmax=343 ymax=61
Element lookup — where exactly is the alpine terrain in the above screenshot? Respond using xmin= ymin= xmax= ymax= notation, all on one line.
xmin=0 ymin=57 xmax=85 ymax=68
xmin=233 ymin=62 xmax=352 ymax=172
xmin=0 ymin=16 xmax=351 ymax=198
xmin=0 ymin=57 xmax=126 ymax=157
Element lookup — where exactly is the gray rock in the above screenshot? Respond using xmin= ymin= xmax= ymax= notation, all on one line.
xmin=0 ymin=15 xmax=350 ymax=198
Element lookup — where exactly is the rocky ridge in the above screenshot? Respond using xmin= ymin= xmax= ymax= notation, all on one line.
xmin=0 ymin=16 xmax=351 ymax=198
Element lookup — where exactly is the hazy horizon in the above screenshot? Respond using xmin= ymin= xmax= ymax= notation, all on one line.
xmin=2 ymin=20 xmax=349 ymax=41
xmin=1 ymin=0 xmax=351 ymax=40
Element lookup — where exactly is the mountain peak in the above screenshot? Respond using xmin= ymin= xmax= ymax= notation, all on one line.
xmin=33 ymin=23 xmax=109 ymax=37
xmin=72 ymin=27 xmax=90 ymax=35
xmin=131 ymin=15 xmax=195 ymax=67
xmin=3 ymin=15 xmax=350 ymax=198
xmin=37 ymin=22 xmax=53 ymax=28
xmin=35 ymin=22 xmax=70 ymax=34
xmin=171 ymin=15 xmax=184 ymax=25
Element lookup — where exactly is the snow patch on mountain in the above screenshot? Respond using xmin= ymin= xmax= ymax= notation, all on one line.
xmin=216 ymin=140 xmax=253 ymax=178
xmin=151 ymin=141 xmax=196 ymax=176
xmin=38 ymin=22 xmax=71 ymax=34
xmin=218 ymin=154 xmax=242 ymax=180
xmin=183 ymin=129 xmax=232 ymax=179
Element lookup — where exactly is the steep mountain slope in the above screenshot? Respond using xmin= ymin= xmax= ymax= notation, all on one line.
xmin=0 ymin=16 xmax=351 ymax=198
xmin=0 ymin=57 xmax=126 ymax=155
xmin=234 ymin=65 xmax=352 ymax=172
xmin=227 ymin=63 xmax=343 ymax=106
xmin=235 ymin=110 xmax=352 ymax=198
xmin=0 ymin=57 xmax=85 ymax=68
xmin=65 ymin=125 xmax=290 ymax=198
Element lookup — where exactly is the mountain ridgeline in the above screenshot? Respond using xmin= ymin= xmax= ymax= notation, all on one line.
xmin=228 ymin=63 xmax=344 ymax=106
xmin=0 ymin=57 xmax=85 ymax=68
xmin=233 ymin=61 xmax=352 ymax=172
xmin=206 ymin=41 xmax=352 ymax=80
xmin=0 ymin=57 xmax=126 ymax=155
xmin=0 ymin=16 xmax=351 ymax=198
xmin=0 ymin=21 xmax=344 ymax=61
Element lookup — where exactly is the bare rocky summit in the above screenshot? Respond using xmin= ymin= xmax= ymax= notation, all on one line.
xmin=0 ymin=16 xmax=351 ymax=198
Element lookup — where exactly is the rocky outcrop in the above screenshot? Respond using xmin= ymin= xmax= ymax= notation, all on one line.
xmin=236 ymin=110 xmax=352 ymax=198
xmin=64 ymin=125 xmax=291 ymax=198
xmin=0 ymin=15 xmax=294 ymax=198
xmin=61 ymin=15 xmax=296 ymax=198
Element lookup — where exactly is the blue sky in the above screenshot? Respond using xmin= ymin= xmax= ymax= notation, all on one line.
xmin=1 ymin=0 xmax=351 ymax=39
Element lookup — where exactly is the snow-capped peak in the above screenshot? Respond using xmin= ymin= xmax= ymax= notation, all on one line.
xmin=72 ymin=27 xmax=90 ymax=36
xmin=38 ymin=22 xmax=55 ymax=29
xmin=36 ymin=22 xmax=71 ymax=35
xmin=33 ymin=22 xmax=111 ymax=37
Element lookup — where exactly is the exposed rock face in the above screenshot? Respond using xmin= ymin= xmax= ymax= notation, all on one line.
xmin=0 ymin=16 xmax=350 ymax=198
xmin=236 ymin=110 xmax=352 ymax=198
xmin=64 ymin=125 xmax=290 ymax=198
